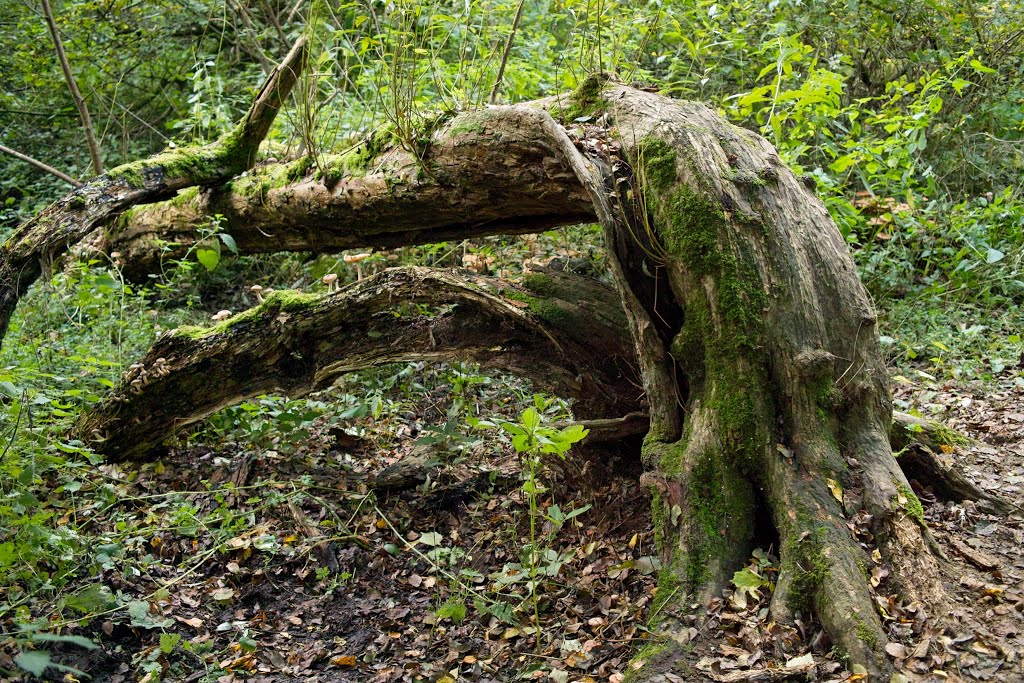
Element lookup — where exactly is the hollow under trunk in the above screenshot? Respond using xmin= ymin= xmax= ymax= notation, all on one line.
xmin=12 ymin=76 xmax=972 ymax=678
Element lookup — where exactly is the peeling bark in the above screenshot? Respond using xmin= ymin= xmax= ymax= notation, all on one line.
xmin=0 ymin=38 xmax=308 ymax=346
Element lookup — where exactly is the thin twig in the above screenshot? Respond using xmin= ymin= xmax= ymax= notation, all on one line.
xmin=489 ymin=0 xmax=526 ymax=104
xmin=41 ymin=0 xmax=104 ymax=175
xmin=0 ymin=143 xmax=81 ymax=187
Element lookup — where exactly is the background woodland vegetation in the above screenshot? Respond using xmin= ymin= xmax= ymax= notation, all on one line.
xmin=0 ymin=0 xmax=1022 ymax=679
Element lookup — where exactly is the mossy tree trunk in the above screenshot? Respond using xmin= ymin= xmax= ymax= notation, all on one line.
xmin=17 ymin=79 xmax=967 ymax=677
xmin=585 ymin=85 xmax=946 ymax=679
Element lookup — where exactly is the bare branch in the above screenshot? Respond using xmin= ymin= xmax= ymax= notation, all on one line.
xmin=489 ymin=0 xmax=527 ymax=104
xmin=0 ymin=143 xmax=81 ymax=187
xmin=41 ymin=0 xmax=103 ymax=175
xmin=0 ymin=36 xmax=308 ymax=347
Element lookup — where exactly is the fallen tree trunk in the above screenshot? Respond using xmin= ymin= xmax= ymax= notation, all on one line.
xmin=79 ymin=263 xmax=997 ymax=518
xmin=105 ymin=108 xmax=596 ymax=279
xmin=0 ymin=38 xmax=307 ymax=346
xmin=76 ymin=266 xmax=640 ymax=460
xmin=891 ymin=411 xmax=1013 ymax=514
xmin=25 ymin=78 xmax=996 ymax=678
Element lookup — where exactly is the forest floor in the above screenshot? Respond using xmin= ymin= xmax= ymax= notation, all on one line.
xmin=12 ymin=364 xmax=1024 ymax=683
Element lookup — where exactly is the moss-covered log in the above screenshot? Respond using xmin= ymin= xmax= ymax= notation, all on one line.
xmin=0 ymin=38 xmax=307 ymax=347
xmin=891 ymin=411 xmax=1013 ymax=514
xmin=75 ymin=266 xmax=639 ymax=460
xmin=106 ymin=107 xmax=596 ymax=279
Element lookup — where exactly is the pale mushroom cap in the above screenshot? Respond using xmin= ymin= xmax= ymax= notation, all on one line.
xmin=343 ymin=252 xmax=371 ymax=263
xmin=322 ymin=273 xmax=338 ymax=284
xmin=250 ymin=284 xmax=263 ymax=292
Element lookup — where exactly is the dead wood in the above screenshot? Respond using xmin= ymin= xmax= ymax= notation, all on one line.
xmin=104 ymin=106 xmax=595 ymax=279
xmin=75 ymin=266 xmax=639 ymax=461
xmin=891 ymin=411 xmax=1014 ymax=513
xmin=0 ymin=37 xmax=307 ymax=347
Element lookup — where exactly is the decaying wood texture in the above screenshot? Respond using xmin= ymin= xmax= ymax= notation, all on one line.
xmin=76 ymin=267 xmax=639 ymax=461
xmin=0 ymin=37 xmax=307 ymax=346
xmin=104 ymin=106 xmax=595 ymax=279
xmin=13 ymin=74 xmax=1000 ymax=677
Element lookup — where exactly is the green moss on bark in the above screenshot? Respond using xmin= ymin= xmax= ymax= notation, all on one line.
xmin=896 ymin=483 xmax=926 ymax=524
xmin=522 ymin=273 xmax=557 ymax=297
xmin=172 ymin=290 xmax=322 ymax=340
xmin=785 ymin=526 xmax=829 ymax=614
xmin=551 ymin=73 xmax=609 ymax=123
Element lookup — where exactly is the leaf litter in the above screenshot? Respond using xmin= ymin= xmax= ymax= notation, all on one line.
xmin=5 ymin=362 xmax=1023 ymax=682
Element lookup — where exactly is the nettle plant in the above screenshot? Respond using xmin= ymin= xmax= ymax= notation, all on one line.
xmin=470 ymin=396 xmax=589 ymax=637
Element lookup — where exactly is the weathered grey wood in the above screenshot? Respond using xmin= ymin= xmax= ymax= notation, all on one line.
xmin=105 ymin=106 xmax=595 ymax=279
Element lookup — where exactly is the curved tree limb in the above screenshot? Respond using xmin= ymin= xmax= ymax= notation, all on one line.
xmin=0 ymin=37 xmax=308 ymax=347
xmin=41 ymin=0 xmax=103 ymax=175
xmin=73 ymin=258 xmax=1002 ymax=519
xmin=75 ymin=266 xmax=640 ymax=461
xmin=106 ymin=106 xmax=596 ymax=279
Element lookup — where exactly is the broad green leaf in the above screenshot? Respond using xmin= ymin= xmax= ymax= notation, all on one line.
xmin=196 ymin=247 xmax=220 ymax=271
xmin=66 ymin=584 xmax=116 ymax=613
xmin=732 ymin=566 xmax=767 ymax=599
xmin=28 ymin=633 xmax=97 ymax=650
xmin=435 ymin=601 xmax=466 ymax=622
xmin=418 ymin=531 xmax=443 ymax=546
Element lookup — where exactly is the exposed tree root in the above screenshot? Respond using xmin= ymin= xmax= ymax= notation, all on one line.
xmin=0 ymin=38 xmax=307 ymax=346
xmin=891 ymin=411 xmax=1014 ymax=513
